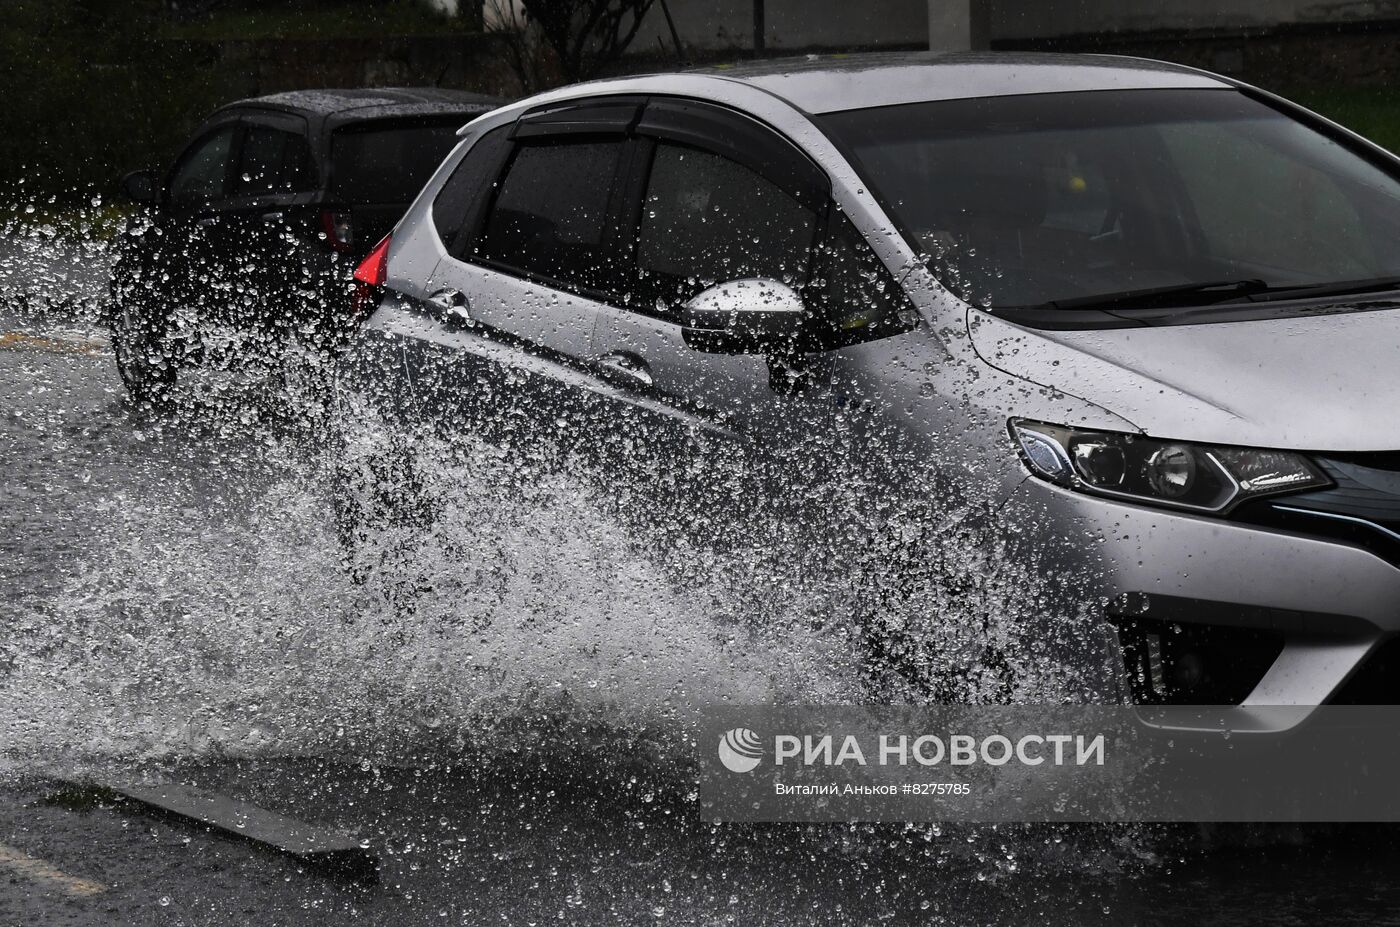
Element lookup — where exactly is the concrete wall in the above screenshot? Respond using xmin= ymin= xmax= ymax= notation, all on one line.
xmin=626 ymin=0 xmax=1400 ymax=54
xmin=633 ymin=0 xmax=927 ymax=54
xmin=991 ymin=0 xmax=1400 ymax=40
xmin=1004 ymin=20 xmax=1400 ymax=86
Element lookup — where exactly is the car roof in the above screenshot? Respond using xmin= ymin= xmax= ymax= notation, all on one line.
xmin=215 ymin=87 xmax=500 ymax=122
xmin=688 ymin=51 xmax=1233 ymax=114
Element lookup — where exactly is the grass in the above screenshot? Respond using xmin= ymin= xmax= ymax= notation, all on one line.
xmin=160 ymin=2 xmax=479 ymax=41
xmin=1283 ymin=86 xmax=1400 ymax=154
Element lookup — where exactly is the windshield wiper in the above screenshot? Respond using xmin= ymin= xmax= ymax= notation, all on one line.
xmin=1033 ymin=279 xmax=1270 ymax=311
xmin=1240 ymin=275 xmax=1400 ymax=303
xmin=1025 ymin=276 xmax=1400 ymax=313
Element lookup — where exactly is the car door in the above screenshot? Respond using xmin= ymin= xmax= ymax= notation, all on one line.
xmin=400 ymin=100 xmax=647 ymax=440
xmin=157 ymin=119 xmax=244 ymax=346
xmin=587 ymin=99 xmax=923 ymax=560
xmin=588 ymin=99 xmax=839 ymax=445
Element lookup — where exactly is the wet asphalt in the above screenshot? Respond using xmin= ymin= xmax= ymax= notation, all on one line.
xmin=3 ymin=236 xmax=1400 ymax=924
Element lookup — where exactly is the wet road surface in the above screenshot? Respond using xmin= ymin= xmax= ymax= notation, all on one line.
xmin=4 ymin=232 xmax=1400 ymax=924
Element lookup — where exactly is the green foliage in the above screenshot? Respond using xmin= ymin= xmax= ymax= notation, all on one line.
xmin=1285 ymin=86 xmax=1400 ymax=155
xmin=520 ymin=0 xmax=656 ymax=84
xmin=160 ymin=0 xmax=472 ymax=40
xmin=0 ymin=0 xmax=232 ymax=201
xmin=0 ymin=0 xmax=476 ymax=202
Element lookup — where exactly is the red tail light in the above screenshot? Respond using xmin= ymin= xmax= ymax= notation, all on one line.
xmin=353 ymin=235 xmax=391 ymax=288
xmin=350 ymin=234 xmax=391 ymax=320
xmin=320 ymin=208 xmax=354 ymax=252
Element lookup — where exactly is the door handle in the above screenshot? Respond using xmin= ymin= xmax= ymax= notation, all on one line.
xmin=597 ymin=351 xmax=653 ymax=390
xmin=426 ymin=288 xmax=473 ymax=327
xmin=260 ymin=210 xmax=285 ymax=224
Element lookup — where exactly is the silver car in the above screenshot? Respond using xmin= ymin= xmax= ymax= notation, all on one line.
xmin=336 ymin=52 xmax=1400 ymax=721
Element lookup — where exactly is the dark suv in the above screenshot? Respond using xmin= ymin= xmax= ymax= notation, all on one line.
xmin=109 ymin=87 xmax=498 ymax=403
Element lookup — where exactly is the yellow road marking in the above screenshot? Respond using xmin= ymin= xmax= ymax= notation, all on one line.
xmin=0 ymin=331 xmax=109 ymax=356
xmin=0 ymin=842 xmax=107 ymax=897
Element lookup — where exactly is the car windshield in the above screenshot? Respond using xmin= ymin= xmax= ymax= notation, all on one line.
xmin=820 ymin=88 xmax=1400 ymax=313
xmin=330 ymin=119 xmax=463 ymax=204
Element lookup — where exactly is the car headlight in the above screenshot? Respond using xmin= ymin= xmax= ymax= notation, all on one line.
xmin=1009 ymin=420 xmax=1330 ymax=513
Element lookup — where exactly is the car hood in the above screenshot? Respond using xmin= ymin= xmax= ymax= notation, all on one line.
xmin=966 ymin=304 xmax=1400 ymax=452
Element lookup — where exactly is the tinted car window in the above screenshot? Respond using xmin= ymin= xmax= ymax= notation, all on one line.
xmin=331 ymin=121 xmax=463 ymax=204
xmin=168 ymin=126 xmax=237 ymax=204
xmin=236 ymin=126 xmax=312 ymax=196
xmin=475 ymin=140 xmax=626 ymax=295
xmin=638 ymin=143 xmax=819 ymax=311
xmin=807 ymin=212 xmax=918 ymax=349
xmin=433 ymin=124 xmax=513 ymax=253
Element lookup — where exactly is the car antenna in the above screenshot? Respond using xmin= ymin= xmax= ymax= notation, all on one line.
xmin=657 ymin=0 xmax=688 ymax=66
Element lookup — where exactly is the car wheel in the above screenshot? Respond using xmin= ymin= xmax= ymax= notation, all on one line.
xmin=851 ymin=505 xmax=1019 ymax=703
xmin=111 ymin=297 xmax=176 ymax=408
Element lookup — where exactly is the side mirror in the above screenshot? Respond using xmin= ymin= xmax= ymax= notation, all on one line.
xmin=118 ymin=169 xmax=158 ymax=204
xmin=679 ymin=278 xmax=805 ymax=354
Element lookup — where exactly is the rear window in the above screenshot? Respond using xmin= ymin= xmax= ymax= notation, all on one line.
xmin=330 ymin=120 xmax=464 ymax=204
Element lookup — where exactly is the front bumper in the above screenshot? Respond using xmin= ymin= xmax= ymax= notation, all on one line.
xmin=1008 ymin=476 xmax=1400 ymax=721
